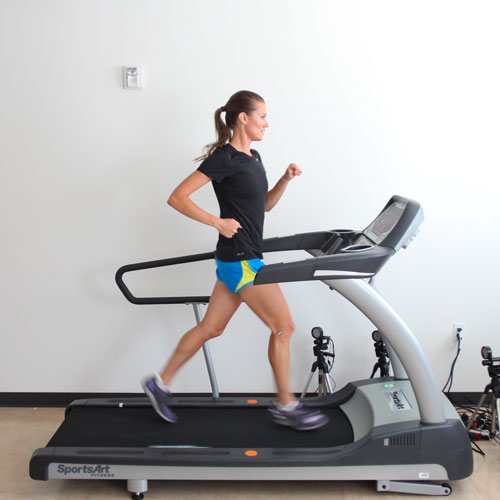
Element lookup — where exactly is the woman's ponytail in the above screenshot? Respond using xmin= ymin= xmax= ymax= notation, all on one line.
xmin=207 ymin=107 xmax=232 ymax=158
xmin=196 ymin=91 xmax=264 ymax=162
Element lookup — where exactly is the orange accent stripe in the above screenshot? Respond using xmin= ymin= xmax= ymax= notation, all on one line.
xmin=245 ymin=450 xmax=258 ymax=457
xmin=246 ymin=399 xmax=258 ymax=404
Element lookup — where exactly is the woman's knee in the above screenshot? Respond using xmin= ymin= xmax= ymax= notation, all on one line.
xmin=271 ymin=319 xmax=295 ymax=339
xmin=198 ymin=322 xmax=225 ymax=341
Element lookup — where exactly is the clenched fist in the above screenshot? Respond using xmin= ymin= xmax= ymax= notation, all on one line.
xmin=283 ymin=163 xmax=302 ymax=181
xmin=215 ymin=218 xmax=242 ymax=238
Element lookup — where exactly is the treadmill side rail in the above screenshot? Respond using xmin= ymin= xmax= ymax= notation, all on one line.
xmin=43 ymin=462 xmax=450 ymax=482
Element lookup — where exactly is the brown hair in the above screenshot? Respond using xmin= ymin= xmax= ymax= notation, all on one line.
xmin=196 ymin=90 xmax=265 ymax=162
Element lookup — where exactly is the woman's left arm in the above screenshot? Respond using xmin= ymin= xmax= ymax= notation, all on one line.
xmin=265 ymin=163 xmax=302 ymax=212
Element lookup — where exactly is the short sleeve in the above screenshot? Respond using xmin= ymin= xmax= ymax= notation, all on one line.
xmin=197 ymin=149 xmax=229 ymax=183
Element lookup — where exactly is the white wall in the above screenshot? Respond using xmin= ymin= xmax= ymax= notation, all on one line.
xmin=1 ymin=0 xmax=499 ymax=395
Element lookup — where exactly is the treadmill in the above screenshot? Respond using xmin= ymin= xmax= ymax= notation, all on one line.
xmin=30 ymin=195 xmax=473 ymax=498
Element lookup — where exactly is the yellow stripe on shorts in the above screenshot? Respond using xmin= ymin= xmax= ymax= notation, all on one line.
xmin=235 ymin=260 xmax=257 ymax=293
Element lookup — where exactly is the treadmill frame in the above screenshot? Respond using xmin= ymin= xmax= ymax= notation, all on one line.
xmin=30 ymin=196 xmax=473 ymax=497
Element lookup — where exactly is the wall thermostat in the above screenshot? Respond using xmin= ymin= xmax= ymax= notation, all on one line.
xmin=123 ymin=66 xmax=143 ymax=89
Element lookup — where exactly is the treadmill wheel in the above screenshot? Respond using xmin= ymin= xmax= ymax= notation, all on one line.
xmin=442 ymin=483 xmax=452 ymax=496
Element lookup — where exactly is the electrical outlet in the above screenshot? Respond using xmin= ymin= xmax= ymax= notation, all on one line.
xmin=453 ymin=322 xmax=465 ymax=342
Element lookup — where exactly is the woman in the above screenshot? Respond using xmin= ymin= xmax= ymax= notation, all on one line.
xmin=142 ymin=90 xmax=328 ymax=431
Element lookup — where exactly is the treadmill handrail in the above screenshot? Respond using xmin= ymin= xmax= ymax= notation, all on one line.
xmin=115 ymin=251 xmax=215 ymax=305
xmin=115 ymin=231 xmax=337 ymax=305
xmin=254 ymin=246 xmax=394 ymax=285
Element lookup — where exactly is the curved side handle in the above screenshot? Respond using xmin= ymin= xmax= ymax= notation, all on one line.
xmin=115 ymin=252 xmax=214 ymax=305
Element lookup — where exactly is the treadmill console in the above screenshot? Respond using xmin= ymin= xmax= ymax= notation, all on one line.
xmin=354 ymin=197 xmax=423 ymax=252
xmin=363 ymin=202 xmax=406 ymax=244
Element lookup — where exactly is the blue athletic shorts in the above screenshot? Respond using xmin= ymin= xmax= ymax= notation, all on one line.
xmin=215 ymin=258 xmax=266 ymax=295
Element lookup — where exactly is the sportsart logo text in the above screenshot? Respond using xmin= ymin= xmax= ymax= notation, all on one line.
xmin=57 ymin=464 xmax=115 ymax=478
xmin=389 ymin=391 xmax=405 ymax=409
xmin=383 ymin=389 xmax=412 ymax=411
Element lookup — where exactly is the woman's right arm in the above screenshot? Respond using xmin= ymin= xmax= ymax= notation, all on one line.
xmin=167 ymin=170 xmax=241 ymax=238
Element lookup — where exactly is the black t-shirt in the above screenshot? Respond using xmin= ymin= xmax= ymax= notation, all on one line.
xmin=197 ymin=143 xmax=268 ymax=261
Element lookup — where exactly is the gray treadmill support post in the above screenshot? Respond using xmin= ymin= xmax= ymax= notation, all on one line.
xmin=192 ymin=303 xmax=219 ymax=399
xmin=326 ymin=278 xmax=446 ymax=425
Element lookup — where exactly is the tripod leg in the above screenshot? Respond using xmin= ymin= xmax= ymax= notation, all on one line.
xmin=301 ymin=369 xmax=316 ymax=399
xmin=466 ymin=393 xmax=488 ymax=431
xmin=494 ymin=397 xmax=500 ymax=444
xmin=381 ymin=360 xmax=391 ymax=377
xmin=318 ymin=370 xmax=334 ymax=396
xmin=325 ymin=371 xmax=334 ymax=394
xmin=491 ymin=396 xmax=499 ymax=436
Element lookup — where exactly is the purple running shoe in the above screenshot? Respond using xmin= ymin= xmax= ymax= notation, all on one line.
xmin=141 ymin=374 xmax=178 ymax=423
xmin=269 ymin=402 xmax=329 ymax=431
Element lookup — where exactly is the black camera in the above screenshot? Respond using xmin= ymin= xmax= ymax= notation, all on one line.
xmin=481 ymin=346 xmax=500 ymax=383
xmin=301 ymin=326 xmax=336 ymax=397
xmin=481 ymin=346 xmax=500 ymax=367
xmin=372 ymin=330 xmax=387 ymax=359
xmin=311 ymin=327 xmax=334 ymax=360
xmin=370 ymin=330 xmax=390 ymax=378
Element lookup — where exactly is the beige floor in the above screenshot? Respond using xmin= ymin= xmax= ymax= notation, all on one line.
xmin=1 ymin=407 xmax=499 ymax=500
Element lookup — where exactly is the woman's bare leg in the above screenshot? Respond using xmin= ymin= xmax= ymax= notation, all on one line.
xmin=160 ymin=280 xmax=242 ymax=386
xmin=238 ymin=283 xmax=296 ymax=406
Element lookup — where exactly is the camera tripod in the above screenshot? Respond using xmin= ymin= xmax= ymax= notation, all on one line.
xmin=465 ymin=346 xmax=500 ymax=444
xmin=301 ymin=327 xmax=335 ymax=398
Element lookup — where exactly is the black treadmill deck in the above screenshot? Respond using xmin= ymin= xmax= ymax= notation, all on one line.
xmin=47 ymin=405 xmax=354 ymax=449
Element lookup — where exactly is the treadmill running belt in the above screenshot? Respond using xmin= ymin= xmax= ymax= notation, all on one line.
xmin=48 ymin=406 xmax=353 ymax=449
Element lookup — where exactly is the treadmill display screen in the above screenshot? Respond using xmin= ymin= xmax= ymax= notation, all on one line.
xmin=363 ymin=201 xmax=407 ymax=245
